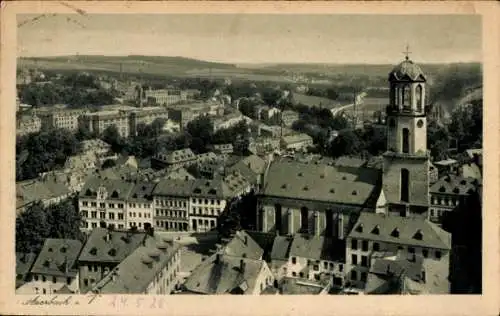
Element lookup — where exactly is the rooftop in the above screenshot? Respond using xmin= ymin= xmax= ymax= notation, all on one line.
xmin=262 ymin=161 xmax=381 ymax=206
xmin=223 ymin=231 xmax=264 ymax=260
xmin=389 ymin=59 xmax=426 ymax=82
xmin=348 ymin=212 xmax=451 ymax=250
xmin=30 ymin=239 xmax=83 ymax=277
xmin=129 ymin=182 xmax=156 ymax=202
xmin=430 ymin=175 xmax=478 ymax=195
xmin=78 ymin=228 xmax=150 ymax=263
xmin=81 ymin=177 xmax=135 ymax=200
xmin=289 ymin=235 xmax=344 ymax=262
xmin=183 ymin=254 xmax=265 ymax=294
xmin=92 ymin=236 xmax=180 ymax=294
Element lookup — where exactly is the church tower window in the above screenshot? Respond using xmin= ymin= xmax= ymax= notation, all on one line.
xmin=400 ymin=169 xmax=410 ymax=202
xmin=415 ymin=84 xmax=423 ymax=112
xmin=402 ymin=128 xmax=410 ymax=153
xmin=300 ymin=207 xmax=308 ymax=233
xmin=274 ymin=204 xmax=282 ymax=234
xmin=402 ymin=85 xmax=411 ymax=107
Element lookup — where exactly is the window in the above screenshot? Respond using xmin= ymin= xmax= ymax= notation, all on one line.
xmin=361 ymin=272 xmax=367 ymax=282
xmin=408 ymin=247 xmax=415 ymax=254
xmin=416 ymin=85 xmax=423 ymax=111
xmin=83 ymin=201 xmax=88 ymax=206
xmin=291 ymin=257 xmax=296 ymax=264
xmin=91 ymin=211 xmax=97 ymax=219
xmin=313 ymin=265 xmax=319 ymax=271
xmin=91 ymin=202 xmax=97 ymax=207
xmin=34 ymin=275 xmax=39 ymax=281
xmin=109 ymin=212 xmax=115 ymax=220
xmin=362 ymin=240 xmax=369 ymax=251
xmin=52 ymin=276 xmax=56 ymax=283
xmin=300 ymin=207 xmax=308 ymax=232
xmin=43 ymin=289 xmax=46 ymax=294
xmin=402 ymin=128 xmax=410 ymax=154
xmin=323 ymin=262 xmax=328 ymax=269
xmin=361 ymin=256 xmax=368 ymax=267
xmin=274 ymin=204 xmax=282 ymax=233
xmin=299 ymin=272 xmax=304 ymax=278
xmin=435 ymin=251 xmax=442 ymax=260
xmin=401 ymin=168 xmax=410 ymax=202
xmin=391 ymin=228 xmax=400 ymax=238
xmin=351 ymin=271 xmax=357 ymax=281
xmin=351 ymin=254 xmax=358 ymax=265
xmin=100 ymin=212 xmax=106 ymax=219
xmin=351 ymin=239 xmax=358 ymax=250
xmin=292 ymin=272 xmax=296 ymax=277
xmin=339 ymin=264 xmax=343 ymax=272
xmin=67 ymin=277 xmax=71 ymax=285
xmin=373 ymin=243 xmax=380 ymax=252
xmin=422 ymin=249 xmax=429 ymax=258
xmin=42 ymin=276 xmax=47 ymax=282
xmin=118 ymin=213 xmax=124 ymax=220
xmin=100 ymin=203 xmax=105 ymax=208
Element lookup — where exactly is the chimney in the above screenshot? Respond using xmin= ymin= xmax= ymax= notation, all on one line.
xmin=239 ymin=259 xmax=246 ymax=273
xmin=215 ymin=253 xmax=221 ymax=264
xmin=244 ymin=235 xmax=248 ymax=245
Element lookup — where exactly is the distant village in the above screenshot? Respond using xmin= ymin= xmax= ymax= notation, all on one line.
xmin=15 ymin=56 xmax=482 ymax=296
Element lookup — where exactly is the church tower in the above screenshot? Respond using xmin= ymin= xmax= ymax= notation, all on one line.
xmin=382 ymin=48 xmax=430 ymax=218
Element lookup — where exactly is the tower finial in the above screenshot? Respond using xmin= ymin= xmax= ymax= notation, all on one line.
xmin=403 ymin=44 xmax=412 ymax=61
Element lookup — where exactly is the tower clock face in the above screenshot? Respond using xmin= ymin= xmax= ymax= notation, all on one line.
xmin=417 ymin=119 xmax=424 ymax=128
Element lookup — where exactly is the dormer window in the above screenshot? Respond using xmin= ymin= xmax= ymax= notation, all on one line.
xmin=460 ymin=180 xmax=467 ymax=185
xmin=330 ymin=189 xmax=335 ymax=193
xmin=439 ymin=186 xmax=446 ymax=193
xmin=298 ymin=172 xmax=303 ymax=177
xmin=89 ymin=247 xmax=98 ymax=255
xmin=453 ymin=187 xmax=460 ymax=194
xmin=303 ymin=186 xmax=309 ymax=191
xmin=111 ymin=191 xmax=119 ymax=198
xmin=413 ymin=230 xmax=423 ymax=240
xmin=391 ymin=228 xmax=400 ymax=238
xmin=342 ymin=176 xmax=347 ymax=180
xmin=355 ymin=224 xmax=363 ymax=233
xmin=371 ymin=225 xmax=380 ymax=235
xmin=352 ymin=190 xmax=357 ymax=195
xmin=108 ymin=248 xmax=117 ymax=257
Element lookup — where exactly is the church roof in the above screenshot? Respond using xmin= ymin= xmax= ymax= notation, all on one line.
xmin=390 ymin=59 xmax=426 ymax=81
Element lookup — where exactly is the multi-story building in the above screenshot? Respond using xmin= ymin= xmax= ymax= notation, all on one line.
xmin=152 ymin=179 xmax=192 ymax=232
xmin=345 ymin=212 xmax=451 ymax=292
xmin=127 ymin=182 xmax=155 ymax=230
xmin=213 ymin=112 xmax=252 ymax=132
xmin=16 ymin=114 xmax=42 ymax=136
xmin=211 ymin=143 xmax=234 ymax=155
xmin=248 ymin=137 xmax=281 ymax=156
xmin=428 ymin=175 xmax=478 ymax=224
xmin=79 ymin=177 xmax=135 ymax=230
xmin=82 ymin=110 xmax=131 ymax=138
xmin=16 ymin=239 xmax=83 ymax=294
xmin=77 ymin=227 xmax=151 ymax=293
xmin=129 ymin=106 xmax=169 ymax=136
xmin=151 ymin=148 xmax=198 ymax=171
xmin=16 ymin=178 xmax=72 ymax=214
xmin=34 ymin=107 xmax=89 ymax=131
xmin=280 ymin=133 xmax=313 ymax=151
xmin=141 ymin=88 xmax=187 ymax=106
xmin=91 ymin=235 xmax=181 ymax=294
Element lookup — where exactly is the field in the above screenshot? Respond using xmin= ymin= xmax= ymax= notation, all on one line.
xmin=293 ymin=93 xmax=339 ymax=108
xmin=342 ymin=97 xmax=388 ymax=119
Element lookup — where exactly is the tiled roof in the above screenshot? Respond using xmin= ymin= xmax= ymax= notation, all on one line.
xmin=152 ymin=179 xmax=196 ymax=197
xmin=348 ymin=212 xmax=451 ymax=250
xmin=16 ymin=179 xmax=71 ymax=204
xmin=430 ymin=175 xmax=478 ymax=195
xmin=270 ymin=236 xmax=293 ymax=261
xmin=164 ymin=168 xmax=195 ymax=181
xmin=262 ymin=161 xmax=381 ymax=206
xmin=129 ymin=182 xmax=156 ymax=202
xmin=81 ymin=177 xmax=135 ymax=200
xmin=223 ymin=231 xmax=264 ymax=260
xmin=154 ymin=148 xmax=197 ymax=164
xmin=289 ymin=235 xmax=339 ymax=262
xmin=92 ymin=236 xmax=180 ymax=294
xmin=183 ymin=254 xmax=265 ymax=294
xmin=334 ymin=156 xmax=367 ymax=168
xmin=281 ymin=133 xmax=313 ymax=145
xmin=280 ymin=277 xmax=329 ymax=295
xmin=78 ymin=228 xmax=149 ymax=263
xmin=30 ymin=239 xmax=83 ymax=277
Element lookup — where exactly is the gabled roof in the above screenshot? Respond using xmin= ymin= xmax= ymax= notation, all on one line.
xmin=183 ymin=254 xmax=265 ymax=294
xmin=78 ymin=228 xmax=149 ymax=263
xmin=289 ymin=235 xmax=341 ymax=262
xmin=262 ymin=161 xmax=381 ymax=206
xmin=80 ymin=176 xmax=135 ymax=200
xmin=223 ymin=231 xmax=264 ymax=260
xmin=270 ymin=236 xmax=293 ymax=261
xmin=348 ymin=213 xmax=451 ymax=250
xmin=16 ymin=179 xmax=71 ymax=204
xmin=92 ymin=236 xmax=180 ymax=294
xmin=129 ymin=182 xmax=156 ymax=202
xmin=16 ymin=252 xmax=38 ymax=276
xmin=30 ymin=239 xmax=83 ymax=277
xmin=389 ymin=59 xmax=426 ymax=81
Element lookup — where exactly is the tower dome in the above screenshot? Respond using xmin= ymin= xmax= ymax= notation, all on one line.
xmin=389 ymin=58 xmax=426 ymax=81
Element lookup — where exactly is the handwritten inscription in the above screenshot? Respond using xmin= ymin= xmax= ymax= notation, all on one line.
xmin=21 ymin=294 xmax=100 ymax=306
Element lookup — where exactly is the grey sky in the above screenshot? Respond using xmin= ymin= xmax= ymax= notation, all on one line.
xmin=17 ymin=14 xmax=482 ymax=64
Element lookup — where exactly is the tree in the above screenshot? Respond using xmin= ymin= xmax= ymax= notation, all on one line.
xmin=46 ymin=197 xmax=84 ymax=241
xmin=16 ymin=202 xmax=51 ymax=253
xmin=102 ymin=125 xmax=125 ymax=153
xmin=101 ymin=159 xmax=116 ymax=169
xmin=326 ymin=129 xmax=363 ymax=158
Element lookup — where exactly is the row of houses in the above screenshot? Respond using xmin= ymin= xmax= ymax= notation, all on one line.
xmin=16 ymin=228 xmax=182 ymax=295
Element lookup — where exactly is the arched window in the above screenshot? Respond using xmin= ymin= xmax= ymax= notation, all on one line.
xmin=402 ymin=128 xmax=410 ymax=153
xmin=415 ymin=85 xmax=423 ymax=111
xmin=274 ymin=204 xmax=282 ymax=233
xmin=402 ymin=85 xmax=411 ymax=107
xmin=300 ymin=207 xmax=309 ymax=232
xmin=401 ymin=169 xmax=410 ymax=202
xmin=325 ymin=209 xmax=333 ymax=237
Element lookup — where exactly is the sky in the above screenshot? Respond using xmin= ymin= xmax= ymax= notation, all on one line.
xmin=17 ymin=14 xmax=482 ymax=64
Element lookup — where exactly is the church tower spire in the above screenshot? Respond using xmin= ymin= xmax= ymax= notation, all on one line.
xmin=382 ymin=49 xmax=430 ymax=218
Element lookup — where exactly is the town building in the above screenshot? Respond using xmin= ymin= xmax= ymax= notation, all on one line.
xmin=280 ymin=133 xmax=314 ymax=151
xmin=16 ymin=114 xmax=42 ymax=136
xmin=226 ymin=154 xmax=267 ymax=189
xmin=345 ymin=212 xmax=451 ymax=291
xmin=428 ymin=175 xmax=478 ymax=224
xmin=139 ymin=88 xmax=187 ymax=106
xmin=151 ymin=148 xmax=198 ymax=171
xmin=16 ymin=239 xmax=83 ymax=294
xmin=213 ymin=112 xmax=252 ymax=132
xmin=182 ymin=252 xmax=274 ymax=295
xmin=280 ymin=110 xmax=300 ymax=127
xmin=152 ymin=179 xmax=192 ymax=232
xmin=79 ymin=177 xmax=135 ymax=230
xmin=91 ymin=235 xmax=181 ymax=294
xmin=77 ymin=227 xmax=150 ymax=293
xmin=211 ymin=143 xmax=234 ymax=155
xmin=16 ymin=178 xmax=72 ymax=214
xmin=82 ymin=110 xmax=131 ymax=138
xmin=382 ymin=55 xmax=430 ymax=219
xmin=248 ymin=137 xmax=281 ymax=156
xmin=16 ymin=252 xmax=38 ymax=289
xmin=34 ymin=107 xmax=89 ymax=131
xmin=433 ymin=159 xmax=459 ymax=176
xmin=256 ymin=160 xmax=383 ymax=240
xmin=127 ymin=182 xmax=156 ymax=230
xmin=128 ymin=106 xmax=169 ymax=136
